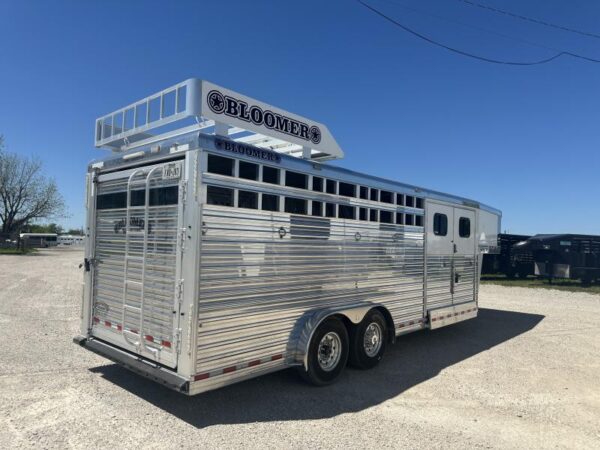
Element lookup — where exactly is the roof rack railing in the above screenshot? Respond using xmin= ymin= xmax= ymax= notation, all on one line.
xmin=95 ymin=79 xmax=343 ymax=161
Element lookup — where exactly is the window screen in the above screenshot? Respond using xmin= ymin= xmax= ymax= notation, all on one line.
xmin=405 ymin=214 xmax=414 ymax=226
xmin=459 ymin=217 xmax=471 ymax=238
xmin=262 ymin=194 xmax=279 ymax=211
xmin=433 ymin=213 xmax=448 ymax=236
xmin=312 ymin=201 xmax=323 ymax=216
xmin=370 ymin=189 xmax=379 ymax=201
xmin=369 ymin=209 xmax=378 ymax=222
xmin=286 ymin=171 xmax=308 ymax=189
xmin=312 ymin=176 xmax=324 ymax=192
xmin=262 ymin=166 xmax=280 ymax=184
xmin=207 ymin=186 xmax=233 ymax=206
xmin=380 ymin=210 xmax=392 ymax=223
xmin=97 ymin=189 xmax=179 ymax=210
xmin=326 ymin=179 xmax=336 ymax=194
xmin=325 ymin=203 xmax=336 ymax=217
xmin=238 ymin=190 xmax=258 ymax=209
xmin=405 ymin=195 xmax=415 ymax=207
xmin=97 ymin=192 xmax=126 ymax=209
xmin=285 ymin=197 xmax=307 ymax=214
xmin=239 ymin=161 xmax=258 ymax=180
xmin=415 ymin=215 xmax=423 ymax=227
xmin=359 ymin=186 xmax=368 ymax=199
xmin=207 ymin=154 xmax=234 ymax=176
xmin=359 ymin=207 xmax=368 ymax=221
xmin=380 ymin=191 xmax=393 ymax=204
xmin=416 ymin=198 xmax=424 ymax=209
xmin=339 ymin=182 xmax=356 ymax=198
xmin=396 ymin=193 xmax=404 ymax=206
xmin=396 ymin=212 xmax=404 ymax=225
xmin=338 ymin=205 xmax=355 ymax=219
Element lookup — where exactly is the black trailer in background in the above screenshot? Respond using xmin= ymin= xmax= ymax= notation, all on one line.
xmin=482 ymin=233 xmax=533 ymax=278
xmin=512 ymin=234 xmax=600 ymax=284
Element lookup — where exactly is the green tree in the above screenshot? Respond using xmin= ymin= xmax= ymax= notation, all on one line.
xmin=0 ymin=137 xmax=67 ymax=234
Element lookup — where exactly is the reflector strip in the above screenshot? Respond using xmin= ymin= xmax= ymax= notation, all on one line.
xmin=193 ymin=353 xmax=285 ymax=382
xmin=430 ymin=308 xmax=477 ymax=323
xmin=92 ymin=316 xmax=172 ymax=348
xmin=397 ymin=318 xmax=426 ymax=329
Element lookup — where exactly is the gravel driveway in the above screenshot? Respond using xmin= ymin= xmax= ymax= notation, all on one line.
xmin=1 ymin=248 xmax=598 ymax=449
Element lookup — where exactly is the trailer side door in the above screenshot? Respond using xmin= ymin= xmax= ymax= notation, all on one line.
xmin=426 ymin=202 xmax=477 ymax=311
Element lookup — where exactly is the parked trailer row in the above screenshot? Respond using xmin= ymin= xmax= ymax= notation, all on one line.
xmin=74 ymin=79 xmax=501 ymax=394
xmin=513 ymin=234 xmax=600 ymax=284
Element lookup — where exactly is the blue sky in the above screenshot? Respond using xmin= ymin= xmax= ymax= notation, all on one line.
xmin=1 ymin=0 xmax=599 ymax=234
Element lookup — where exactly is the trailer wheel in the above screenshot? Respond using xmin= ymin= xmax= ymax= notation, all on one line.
xmin=300 ymin=317 xmax=349 ymax=386
xmin=349 ymin=310 xmax=387 ymax=370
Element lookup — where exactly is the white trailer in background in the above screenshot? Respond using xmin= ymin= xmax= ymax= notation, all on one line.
xmin=58 ymin=235 xmax=85 ymax=246
xmin=19 ymin=233 xmax=58 ymax=248
xmin=74 ymin=79 xmax=501 ymax=394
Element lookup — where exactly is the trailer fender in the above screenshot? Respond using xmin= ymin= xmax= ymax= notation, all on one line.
xmin=288 ymin=303 xmax=393 ymax=370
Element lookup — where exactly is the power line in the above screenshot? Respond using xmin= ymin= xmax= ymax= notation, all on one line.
xmin=381 ymin=0 xmax=559 ymax=53
xmin=456 ymin=0 xmax=600 ymax=40
xmin=358 ymin=1 xmax=600 ymax=65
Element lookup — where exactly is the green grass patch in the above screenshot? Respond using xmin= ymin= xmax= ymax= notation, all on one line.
xmin=0 ymin=247 xmax=38 ymax=255
xmin=481 ymin=274 xmax=600 ymax=294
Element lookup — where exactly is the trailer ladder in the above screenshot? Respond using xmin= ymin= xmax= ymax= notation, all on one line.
xmin=121 ymin=167 xmax=161 ymax=357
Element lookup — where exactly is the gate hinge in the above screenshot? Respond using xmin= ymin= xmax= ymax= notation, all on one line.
xmin=179 ymin=183 xmax=187 ymax=203
xmin=174 ymin=328 xmax=182 ymax=353
xmin=176 ymin=279 xmax=184 ymax=304
xmin=179 ymin=227 xmax=187 ymax=251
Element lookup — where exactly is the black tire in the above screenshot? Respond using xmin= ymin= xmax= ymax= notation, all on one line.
xmin=349 ymin=309 xmax=387 ymax=370
xmin=299 ymin=317 xmax=349 ymax=386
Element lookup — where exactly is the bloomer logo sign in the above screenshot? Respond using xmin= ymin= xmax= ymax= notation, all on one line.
xmin=207 ymin=90 xmax=322 ymax=145
xmin=113 ymin=217 xmax=152 ymax=234
xmin=215 ymin=138 xmax=281 ymax=163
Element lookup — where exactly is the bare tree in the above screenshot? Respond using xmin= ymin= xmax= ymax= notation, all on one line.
xmin=0 ymin=138 xmax=67 ymax=234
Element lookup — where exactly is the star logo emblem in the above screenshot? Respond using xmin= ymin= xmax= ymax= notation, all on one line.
xmin=207 ymin=90 xmax=226 ymax=113
xmin=309 ymin=126 xmax=322 ymax=145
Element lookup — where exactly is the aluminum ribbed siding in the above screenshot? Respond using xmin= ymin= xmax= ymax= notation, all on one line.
xmin=196 ymin=205 xmax=425 ymax=374
xmin=426 ymin=255 xmax=476 ymax=310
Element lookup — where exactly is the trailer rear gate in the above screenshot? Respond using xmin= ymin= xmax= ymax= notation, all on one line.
xmin=91 ymin=161 xmax=185 ymax=368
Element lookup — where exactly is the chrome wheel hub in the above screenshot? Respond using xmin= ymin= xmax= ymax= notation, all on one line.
xmin=363 ymin=322 xmax=383 ymax=357
xmin=317 ymin=332 xmax=342 ymax=372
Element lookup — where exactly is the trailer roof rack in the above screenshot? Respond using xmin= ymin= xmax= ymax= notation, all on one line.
xmin=95 ymin=79 xmax=344 ymax=161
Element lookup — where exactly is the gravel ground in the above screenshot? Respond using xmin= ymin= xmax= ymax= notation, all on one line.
xmin=0 ymin=248 xmax=599 ymax=449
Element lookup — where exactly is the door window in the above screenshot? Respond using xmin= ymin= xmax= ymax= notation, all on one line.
xmin=433 ymin=213 xmax=448 ymax=236
xmin=459 ymin=217 xmax=471 ymax=238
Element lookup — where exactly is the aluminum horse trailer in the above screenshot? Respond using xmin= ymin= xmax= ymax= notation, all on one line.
xmin=74 ymin=79 xmax=501 ymax=395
